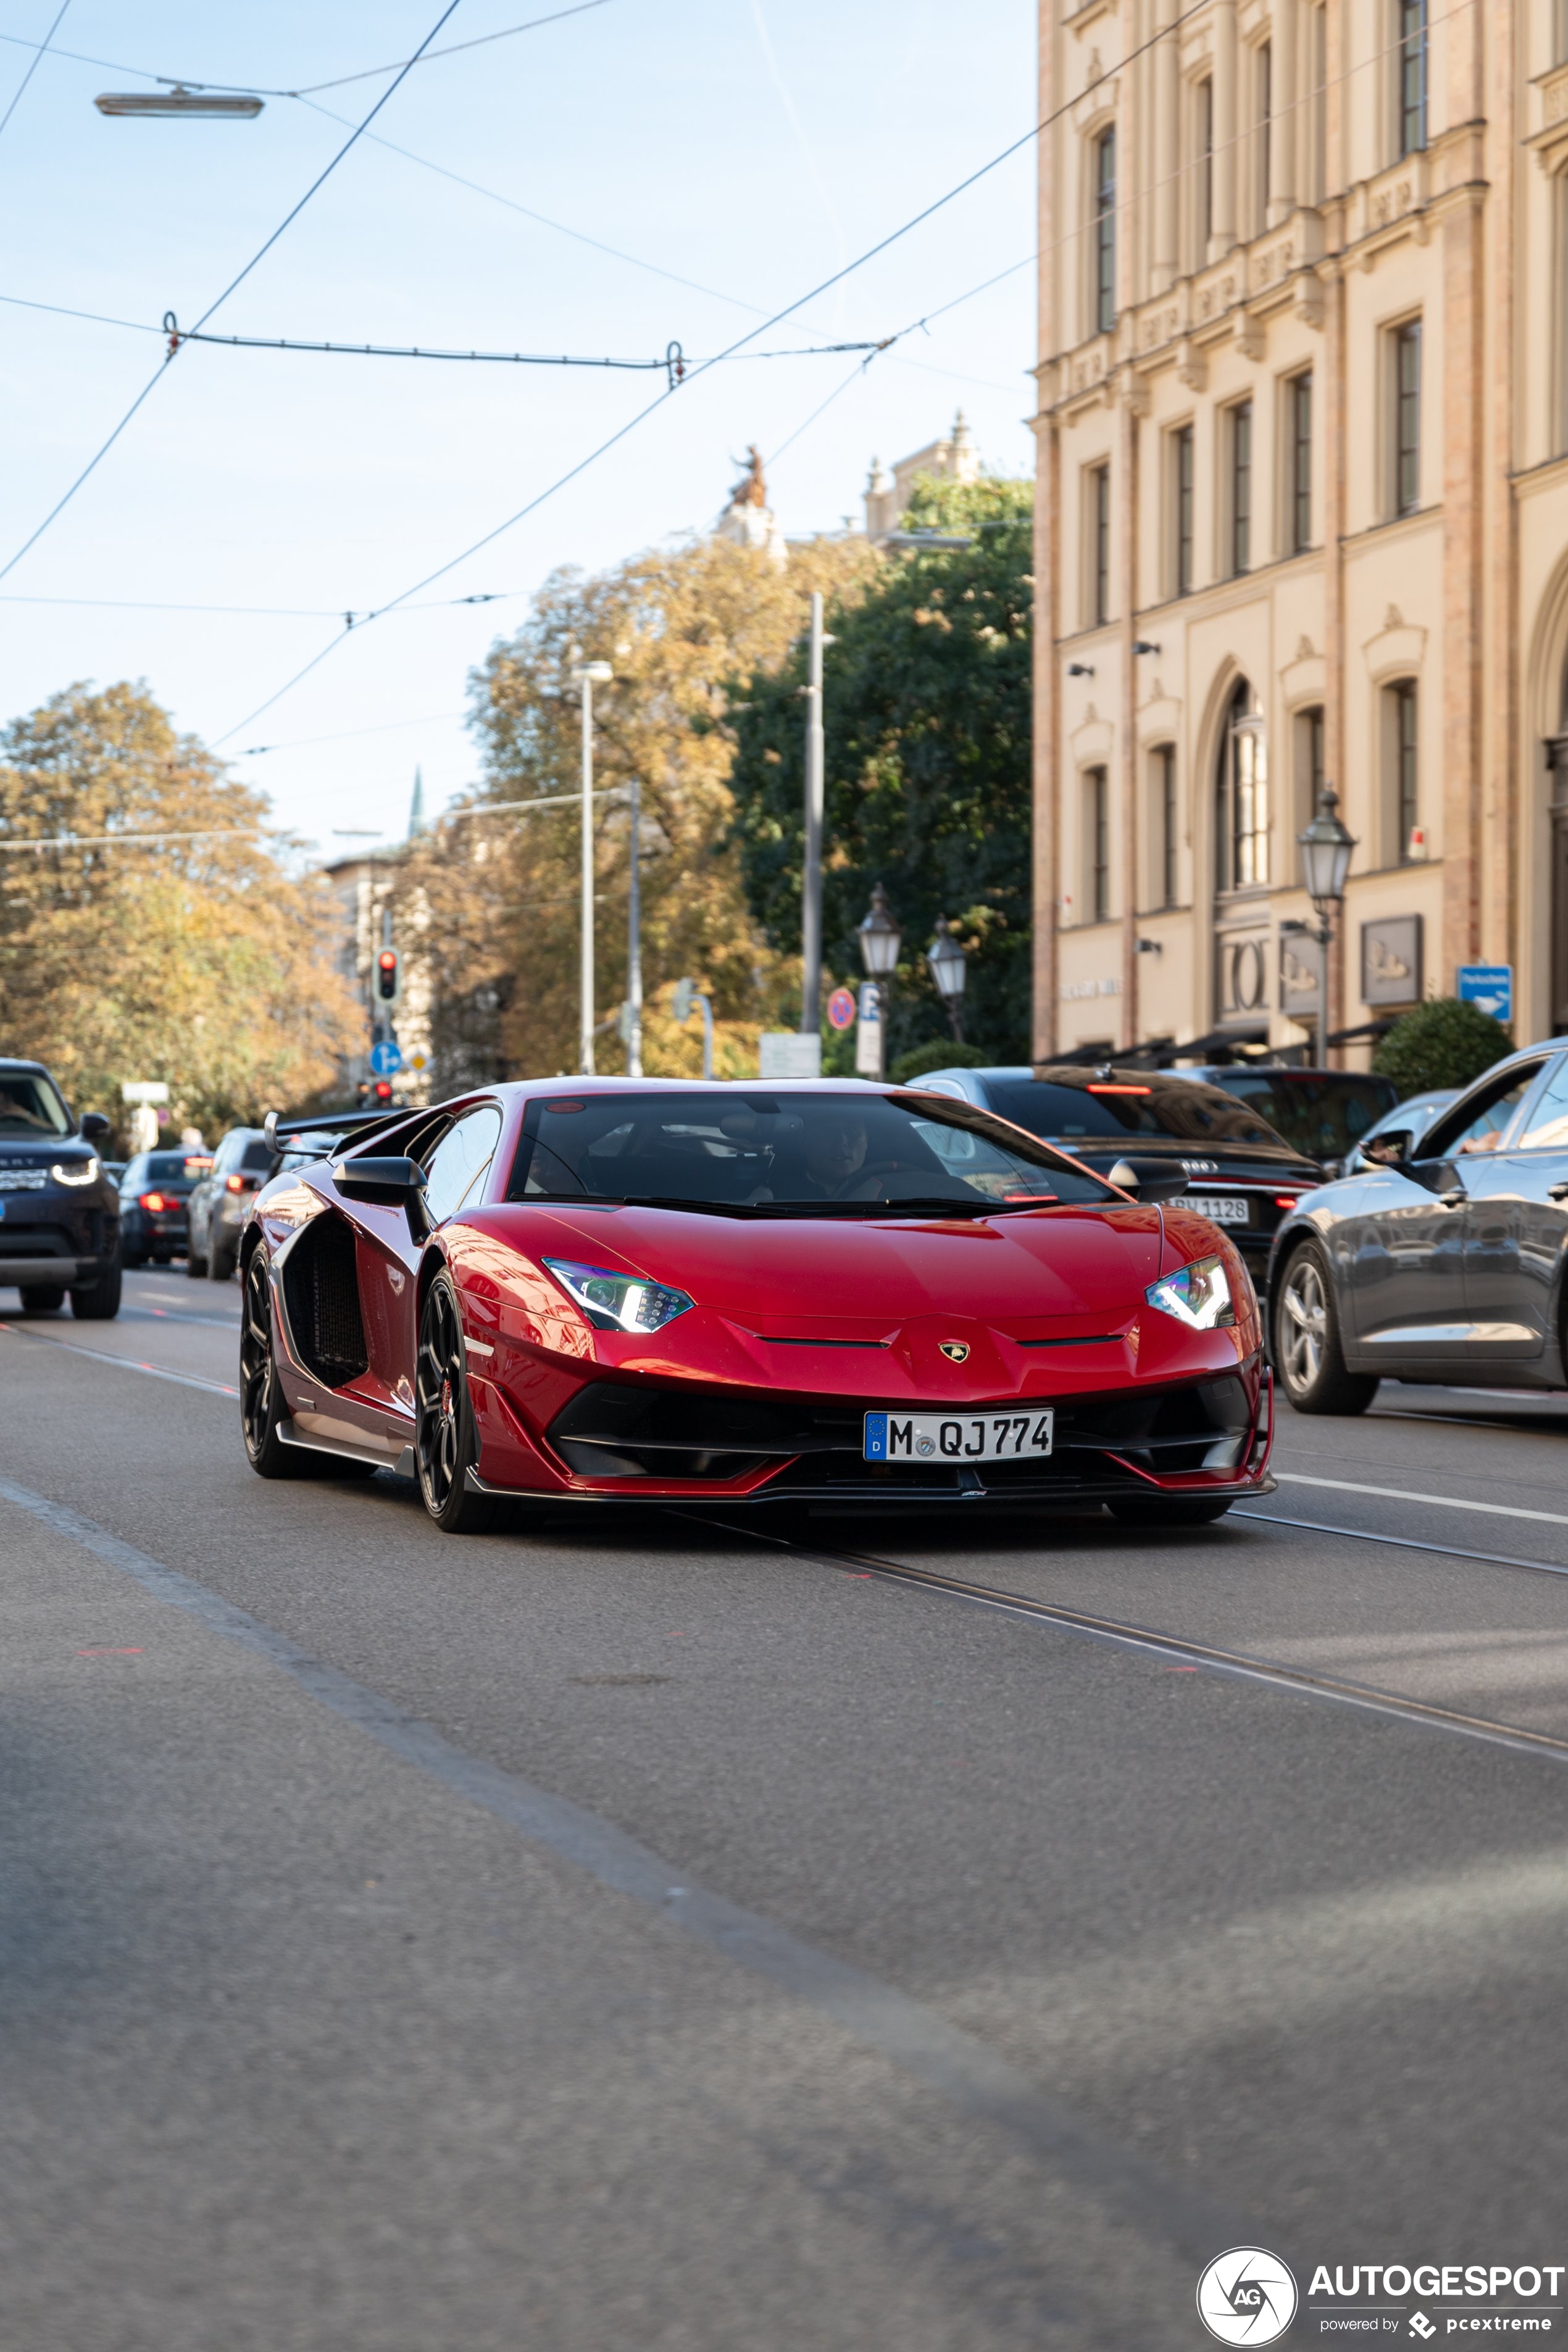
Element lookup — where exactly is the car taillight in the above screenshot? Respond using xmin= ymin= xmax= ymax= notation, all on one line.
xmin=225 ymin=1172 xmax=250 ymax=1193
xmin=140 ymin=1191 xmax=167 ymax=1212
xmin=1274 ymin=1194 xmax=1304 ymax=1209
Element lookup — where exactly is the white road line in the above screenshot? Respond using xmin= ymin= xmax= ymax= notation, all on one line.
xmin=0 ymin=1320 xmax=237 ymax=1396
xmin=1278 ymin=1472 xmax=1568 ymax=1529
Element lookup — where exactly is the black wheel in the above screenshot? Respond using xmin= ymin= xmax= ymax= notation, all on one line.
xmin=17 ymin=1284 xmax=65 ymax=1314
xmin=415 ymin=1274 xmax=498 ymax=1532
xmin=1272 ymin=1241 xmax=1377 ymax=1416
xmin=240 ymin=1249 xmax=375 ymax=1480
xmin=209 ymin=1241 xmax=236 ymax=1283
xmin=122 ymin=1247 xmax=146 ymax=1270
xmin=70 ymin=1260 xmax=122 ymax=1320
xmin=1107 ymin=1495 xmax=1235 ymax=1527
xmin=186 ymin=1243 xmax=207 ymax=1277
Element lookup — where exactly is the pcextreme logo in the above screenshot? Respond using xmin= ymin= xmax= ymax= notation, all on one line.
xmin=1198 ymin=2248 xmax=1299 ymax=2345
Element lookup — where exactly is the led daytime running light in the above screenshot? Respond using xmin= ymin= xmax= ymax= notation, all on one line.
xmin=1145 ymin=1253 xmax=1236 ymax=1332
xmin=51 ymin=1156 xmax=99 ymax=1186
xmin=541 ymin=1257 xmax=694 ymax=1335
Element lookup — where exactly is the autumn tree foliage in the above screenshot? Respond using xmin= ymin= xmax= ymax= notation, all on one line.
xmin=0 ymin=682 xmax=359 ymax=1141
xmin=728 ymin=472 xmax=1033 ymax=1069
xmin=398 ymin=529 xmax=877 ymax=1086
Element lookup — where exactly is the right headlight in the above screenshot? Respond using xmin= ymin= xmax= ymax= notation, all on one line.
xmin=542 ymin=1257 xmax=694 ymax=1335
xmin=1145 ymin=1253 xmax=1235 ymax=1332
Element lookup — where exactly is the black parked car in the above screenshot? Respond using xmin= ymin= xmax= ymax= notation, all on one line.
xmin=905 ymin=1063 xmax=1324 ymax=1299
xmin=0 ymin=1057 xmax=120 ymax=1317
xmin=1270 ymin=1041 xmax=1568 ymax=1413
xmin=119 ymin=1148 xmax=212 ymax=1266
xmin=1177 ymin=1065 xmax=1398 ymax=1173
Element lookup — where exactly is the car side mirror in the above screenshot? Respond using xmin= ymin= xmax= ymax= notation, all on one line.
xmin=1366 ymin=1130 xmax=1414 ymax=1167
xmin=332 ymin=1154 xmax=432 ymax=1237
xmin=80 ymin=1111 xmax=111 ymax=1142
xmin=1107 ymin=1157 xmax=1191 ymax=1205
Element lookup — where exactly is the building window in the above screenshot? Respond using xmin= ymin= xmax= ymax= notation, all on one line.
xmin=1229 ymin=401 xmax=1253 ymax=575
xmin=1174 ymin=425 xmax=1195 ymax=596
xmin=1217 ymin=680 xmax=1269 ymax=894
xmin=1393 ymin=319 xmax=1422 ymax=515
xmin=1088 ymin=462 xmax=1111 ymax=627
xmin=1093 ymin=128 xmax=1117 ymax=334
xmin=1388 ymin=680 xmax=1419 ymax=861
xmin=1154 ymin=744 xmax=1178 ymax=909
xmin=1558 ymin=0 xmax=1568 ymax=66
xmin=1294 ymin=703 xmax=1325 ymax=862
xmin=1398 ymin=0 xmax=1427 ymax=157
xmin=1288 ymin=372 xmax=1313 ymax=553
xmin=1305 ymin=4 xmax=1327 ymax=204
xmin=1087 ymin=767 xmax=1111 ymax=922
xmin=1254 ymin=42 xmax=1272 ymax=235
xmin=1195 ymin=78 xmax=1214 ymax=264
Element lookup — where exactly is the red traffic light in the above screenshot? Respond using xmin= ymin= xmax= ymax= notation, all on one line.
xmin=375 ymin=948 xmax=399 ymax=1003
xmin=373 ymin=1080 xmax=393 ymax=1102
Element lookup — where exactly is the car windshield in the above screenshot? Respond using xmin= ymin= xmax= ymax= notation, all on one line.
xmin=983 ymin=1077 xmax=1284 ymax=1149
xmin=1206 ymin=1072 xmax=1394 ymax=1160
xmin=506 ymin=1090 xmax=1117 ymax=1216
xmin=0 ymin=1073 xmax=71 ymax=1137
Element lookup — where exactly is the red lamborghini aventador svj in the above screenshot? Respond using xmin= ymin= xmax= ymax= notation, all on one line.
xmin=238 ymin=1081 xmax=1275 ymax=1533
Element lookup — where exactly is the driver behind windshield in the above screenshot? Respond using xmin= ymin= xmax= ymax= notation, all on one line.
xmin=799 ymin=1111 xmax=874 ymax=1199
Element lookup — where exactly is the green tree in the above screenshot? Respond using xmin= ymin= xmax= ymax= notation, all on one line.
xmin=399 ymin=530 xmax=877 ymax=1084
xmin=727 ymin=472 xmax=1032 ymax=1069
xmin=0 ymin=682 xmax=359 ymax=1143
xmin=1372 ymin=997 xmax=1513 ymax=1096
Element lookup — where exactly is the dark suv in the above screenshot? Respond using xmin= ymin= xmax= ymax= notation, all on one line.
xmin=0 ymin=1057 xmax=121 ymax=1317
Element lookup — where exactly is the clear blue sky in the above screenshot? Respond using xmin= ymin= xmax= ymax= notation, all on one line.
xmin=0 ymin=0 xmax=1035 ymax=850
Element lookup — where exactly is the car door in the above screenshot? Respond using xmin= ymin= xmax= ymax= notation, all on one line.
xmin=1346 ymin=1062 xmax=1545 ymax=1370
xmin=349 ymin=1104 xmax=506 ymax=1419
xmin=1458 ymin=1054 xmax=1568 ymax=1362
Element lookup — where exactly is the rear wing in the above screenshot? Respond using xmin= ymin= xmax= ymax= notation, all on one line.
xmin=262 ymin=1105 xmax=405 ymax=1161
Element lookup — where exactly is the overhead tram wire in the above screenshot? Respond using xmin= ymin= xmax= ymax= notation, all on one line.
xmin=0 ymin=0 xmax=71 ymax=145
xmin=211 ymin=4 xmax=1219 ymax=749
xmin=0 ymin=0 xmax=469 ymax=592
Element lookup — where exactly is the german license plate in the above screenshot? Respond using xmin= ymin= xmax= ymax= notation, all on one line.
xmin=1185 ymin=1194 xmax=1249 ymax=1225
xmin=864 ymin=1409 xmax=1054 ymax=1464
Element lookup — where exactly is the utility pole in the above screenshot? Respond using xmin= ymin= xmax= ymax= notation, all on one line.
xmin=571 ymin=659 xmax=613 ymax=1076
xmin=801 ymin=591 xmax=825 ymax=1036
xmin=626 ymin=777 xmax=643 ymax=1078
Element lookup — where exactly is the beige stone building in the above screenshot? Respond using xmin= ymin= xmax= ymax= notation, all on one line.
xmin=1032 ymin=0 xmax=1568 ymax=1064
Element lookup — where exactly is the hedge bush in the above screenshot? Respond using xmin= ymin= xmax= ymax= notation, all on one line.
xmin=1372 ymin=997 xmax=1512 ymax=1096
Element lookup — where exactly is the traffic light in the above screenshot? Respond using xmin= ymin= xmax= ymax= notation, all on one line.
xmin=372 ymin=1080 xmax=393 ymax=1103
xmin=375 ymin=948 xmax=400 ymax=1004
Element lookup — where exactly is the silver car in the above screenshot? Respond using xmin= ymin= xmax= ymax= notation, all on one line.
xmin=187 ymin=1128 xmax=273 ymax=1282
xmin=1269 ymin=1046 xmax=1568 ymax=1412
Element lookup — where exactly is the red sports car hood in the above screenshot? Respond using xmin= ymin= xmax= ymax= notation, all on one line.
xmin=482 ymin=1199 xmax=1164 ymax=1338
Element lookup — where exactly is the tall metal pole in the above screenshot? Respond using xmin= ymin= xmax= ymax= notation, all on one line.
xmin=580 ymin=672 xmax=595 ymax=1076
xmin=801 ymin=591 xmax=825 ymax=1035
xmin=627 ymin=776 xmax=643 ymax=1078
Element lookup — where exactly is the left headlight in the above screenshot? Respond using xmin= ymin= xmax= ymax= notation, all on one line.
xmin=51 ymin=1156 xmax=99 ymax=1186
xmin=1145 ymin=1253 xmax=1235 ymax=1332
xmin=542 ymin=1257 xmax=694 ymax=1335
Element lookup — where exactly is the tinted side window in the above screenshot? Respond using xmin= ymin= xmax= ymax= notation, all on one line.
xmin=1517 ymin=1057 xmax=1568 ymax=1151
xmin=1424 ymin=1065 xmax=1543 ymax=1161
xmin=422 ymin=1106 xmax=504 ymax=1224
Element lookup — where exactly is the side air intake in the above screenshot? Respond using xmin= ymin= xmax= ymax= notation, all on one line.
xmin=281 ymin=1213 xmax=368 ymax=1389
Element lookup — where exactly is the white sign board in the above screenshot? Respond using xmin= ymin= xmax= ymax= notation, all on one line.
xmin=121 ymin=1081 xmax=170 ymax=1104
xmin=854 ymin=985 xmax=883 ymax=1078
xmin=759 ymin=1032 xmax=822 ymax=1080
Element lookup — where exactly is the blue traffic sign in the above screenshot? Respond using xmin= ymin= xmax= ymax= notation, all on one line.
xmin=1456 ymin=964 xmax=1512 ymax=1025
xmin=369 ymin=1038 xmax=402 ymax=1077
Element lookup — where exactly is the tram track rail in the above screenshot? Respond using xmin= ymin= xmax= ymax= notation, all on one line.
xmin=681 ymin=1507 xmax=1568 ymax=1771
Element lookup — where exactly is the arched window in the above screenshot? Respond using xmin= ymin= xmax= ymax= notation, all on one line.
xmin=1216 ymin=680 xmax=1269 ymax=894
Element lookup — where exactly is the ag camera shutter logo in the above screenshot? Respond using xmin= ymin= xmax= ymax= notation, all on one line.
xmin=1197 ymin=2248 xmax=1298 ymax=2345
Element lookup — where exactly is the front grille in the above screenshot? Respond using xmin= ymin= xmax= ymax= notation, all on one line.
xmin=546 ymin=1372 xmax=1256 ymax=1487
xmin=0 ymin=1226 xmax=73 ymax=1260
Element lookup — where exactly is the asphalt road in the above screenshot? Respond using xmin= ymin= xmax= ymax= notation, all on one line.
xmin=4 ymin=1265 xmax=1568 ymax=2350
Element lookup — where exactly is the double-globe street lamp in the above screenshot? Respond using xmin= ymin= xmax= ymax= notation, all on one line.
xmin=1296 ymin=785 xmax=1357 ymax=1064
xmin=857 ymin=882 xmax=901 ymax=1079
xmin=926 ymin=917 xmax=967 ymax=1043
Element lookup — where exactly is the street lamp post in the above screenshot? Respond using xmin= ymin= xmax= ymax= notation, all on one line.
xmin=926 ymin=916 xmax=967 ymax=1043
xmin=626 ymin=776 xmax=643 ymax=1078
xmin=570 ymin=659 xmax=613 ymax=1076
xmin=856 ymin=881 xmax=903 ymax=1080
xmin=1296 ymin=785 xmax=1356 ymax=1064
xmin=801 ymin=592 xmax=825 ymax=1039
